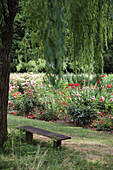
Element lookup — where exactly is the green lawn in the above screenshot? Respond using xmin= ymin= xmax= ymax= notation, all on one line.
xmin=0 ymin=114 xmax=113 ymax=169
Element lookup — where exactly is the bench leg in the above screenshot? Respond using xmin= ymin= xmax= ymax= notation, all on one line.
xmin=53 ymin=140 xmax=61 ymax=149
xmin=26 ymin=131 xmax=33 ymax=143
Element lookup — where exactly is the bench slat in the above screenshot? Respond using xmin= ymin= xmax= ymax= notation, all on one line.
xmin=17 ymin=125 xmax=71 ymax=141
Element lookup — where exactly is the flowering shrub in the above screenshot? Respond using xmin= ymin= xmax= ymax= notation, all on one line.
xmin=8 ymin=73 xmax=113 ymax=131
xmin=90 ymin=112 xmax=113 ymax=131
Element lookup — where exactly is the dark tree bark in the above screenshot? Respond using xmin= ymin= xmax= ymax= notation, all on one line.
xmin=0 ymin=0 xmax=18 ymax=147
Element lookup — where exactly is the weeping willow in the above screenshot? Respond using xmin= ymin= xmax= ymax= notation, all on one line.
xmin=69 ymin=0 xmax=113 ymax=75
xmin=22 ymin=0 xmax=113 ymax=86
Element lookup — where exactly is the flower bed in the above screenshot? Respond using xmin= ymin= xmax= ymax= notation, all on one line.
xmin=8 ymin=73 xmax=113 ymax=131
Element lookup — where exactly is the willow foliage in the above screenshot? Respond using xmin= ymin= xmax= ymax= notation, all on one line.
xmin=22 ymin=0 xmax=66 ymax=87
xmin=69 ymin=0 xmax=113 ymax=74
xmin=22 ymin=0 xmax=113 ymax=86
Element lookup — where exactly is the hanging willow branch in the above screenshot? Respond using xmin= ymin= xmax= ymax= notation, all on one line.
xmin=69 ymin=0 xmax=113 ymax=75
xmin=44 ymin=0 xmax=65 ymax=87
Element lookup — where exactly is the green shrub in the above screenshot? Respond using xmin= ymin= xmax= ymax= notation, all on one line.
xmin=16 ymin=59 xmax=46 ymax=73
xmin=37 ymin=109 xmax=58 ymax=121
xmin=67 ymin=104 xmax=96 ymax=126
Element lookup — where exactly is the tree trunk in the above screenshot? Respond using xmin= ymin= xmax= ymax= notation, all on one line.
xmin=0 ymin=0 xmax=18 ymax=147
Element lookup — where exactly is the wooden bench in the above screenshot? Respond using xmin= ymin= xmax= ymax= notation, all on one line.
xmin=17 ymin=125 xmax=71 ymax=149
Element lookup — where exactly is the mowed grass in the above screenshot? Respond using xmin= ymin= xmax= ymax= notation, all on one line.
xmin=0 ymin=114 xmax=113 ymax=169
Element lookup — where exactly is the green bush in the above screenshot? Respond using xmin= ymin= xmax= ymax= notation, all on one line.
xmin=67 ymin=104 xmax=96 ymax=126
xmin=37 ymin=109 xmax=58 ymax=121
xmin=16 ymin=59 xmax=46 ymax=73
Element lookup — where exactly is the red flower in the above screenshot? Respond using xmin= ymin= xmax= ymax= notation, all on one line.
xmin=72 ymin=83 xmax=76 ymax=86
xmin=100 ymin=112 xmax=105 ymax=116
xmin=99 ymin=121 xmax=102 ymax=125
xmin=100 ymin=96 xmax=105 ymax=102
xmin=107 ymin=84 xmax=111 ymax=88
xmin=68 ymin=84 xmax=72 ymax=86
xmin=38 ymin=118 xmax=42 ymax=120
xmin=101 ymin=75 xmax=106 ymax=77
xmin=31 ymin=115 xmax=35 ymax=119
xmin=49 ymin=102 xmax=51 ymax=104
xmin=75 ymin=83 xmax=81 ymax=86
xmin=92 ymin=127 xmax=96 ymax=131
xmin=26 ymin=114 xmax=35 ymax=119
xmin=43 ymin=102 xmax=45 ymax=104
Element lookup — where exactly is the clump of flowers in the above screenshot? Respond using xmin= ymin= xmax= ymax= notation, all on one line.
xmin=90 ymin=112 xmax=113 ymax=131
xmin=8 ymin=73 xmax=113 ymax=130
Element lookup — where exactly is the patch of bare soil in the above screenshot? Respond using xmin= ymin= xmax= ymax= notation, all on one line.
xmin=63 ymin=140 xmax=113 ymax=161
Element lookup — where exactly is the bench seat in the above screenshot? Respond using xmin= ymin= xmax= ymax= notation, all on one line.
xmin=17 ymin=125 xmax=71 ymax=149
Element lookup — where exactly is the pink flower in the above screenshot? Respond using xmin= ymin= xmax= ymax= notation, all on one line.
xmin=110 ymin=98 xmax=113 ymax=101
xmin=82 ymin=79 xmax=87 ymax=82
xmin=100 ymin=96 xmax=105 ymax=102
xmin=91 ymin=96 xmax=96 ymax=101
